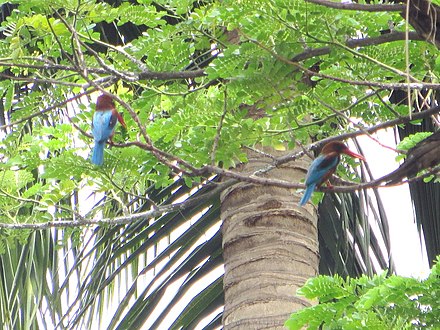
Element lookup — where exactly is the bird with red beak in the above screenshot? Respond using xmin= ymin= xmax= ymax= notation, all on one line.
xmin=299 ymin=141 xmax=366 ymax=206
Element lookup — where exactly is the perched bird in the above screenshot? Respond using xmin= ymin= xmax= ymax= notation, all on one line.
xmin=91 ymin=94 xmax=126 ymax=165
xmin=381 ymin=131 xmax=440 ymax=185
xmin=299 ymin=141 xmax=366 ymax=206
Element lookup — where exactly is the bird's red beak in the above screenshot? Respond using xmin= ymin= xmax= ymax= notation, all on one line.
xmin=116 ymin=112 xmax=127 ymax=128
xmin=343 ymin=149 xmax=366 ymax=161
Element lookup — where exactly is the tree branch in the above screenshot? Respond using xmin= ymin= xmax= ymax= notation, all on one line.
xmin=248 ymin=35 xmax=440 ymax=90
xmin=107 ymin=105 xmax=440 ymax=194
xmin=0 ymin=179 xmax=236 ymax=230
xmin=273 ymin=105 xmax=440 ymax=167
xmin=305 ymin=0 xmax=405 ymax=12
xmin=2 ymin=99 xmax=439 ymax=230
xmin=0 ymin=89 xmax=102 ymax=129
xmin=0 ymin=60 xmax=206 ymax=82
xmin=292 ymin=32 xmax=423 ymax=62
xmin=2 ymin=156 xmax=437 ymax=231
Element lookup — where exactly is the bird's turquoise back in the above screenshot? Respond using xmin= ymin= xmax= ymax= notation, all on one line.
xmin=92 ymin=110 xmax=117 ymax=143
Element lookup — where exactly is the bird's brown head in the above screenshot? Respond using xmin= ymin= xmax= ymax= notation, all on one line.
xmin=96 ymin=94 xmax=115 ymax=111
xmin=321 ymin=141 xmax=366 ymax=161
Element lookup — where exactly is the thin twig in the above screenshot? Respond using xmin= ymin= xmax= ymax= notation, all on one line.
xmin=313 ymin=94 xmax=400 ymax=153
xmin=0 ymin=188 xmax=85 ymax=221
xmin=211 ymin=88 xmax=228 ymax=165
xmin=248 ymin=36 xmax=440 ymax=90
xmin=0 ymin=90 xmax=99 ymax=129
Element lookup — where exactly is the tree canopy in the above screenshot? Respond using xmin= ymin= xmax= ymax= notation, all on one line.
xmin=0 ymin=0 xmax=439 ymax=328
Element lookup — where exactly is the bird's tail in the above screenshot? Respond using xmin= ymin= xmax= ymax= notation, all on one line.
xmin=299 ymin=183 xmax=316 ymax=206
xmin=91 ymin=141 xmax=105 ymax=165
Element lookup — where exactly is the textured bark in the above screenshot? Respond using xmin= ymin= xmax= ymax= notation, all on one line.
xmin=221 ymin=147 xmax=319 ymax=330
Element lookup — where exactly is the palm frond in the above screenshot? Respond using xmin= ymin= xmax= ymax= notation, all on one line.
xmin=399 ymin=120 xmax=440 ymax=266
xmin=51 ymin=178 xmax=224 ymax=330
xmin=318 ymin=191 xmax=393 ymax=277
xmin=318 ymin=139 xmax=394 ymax=277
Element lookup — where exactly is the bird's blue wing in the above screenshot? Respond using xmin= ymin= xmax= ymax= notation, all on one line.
xmin=305 ymin=154 xmax=339 ymax=186
xmin=299 ymin=155 xmax=339 ymax=205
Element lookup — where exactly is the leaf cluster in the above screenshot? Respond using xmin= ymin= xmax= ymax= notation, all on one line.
xmin=286 ymin=256 xmax=440 ymax=329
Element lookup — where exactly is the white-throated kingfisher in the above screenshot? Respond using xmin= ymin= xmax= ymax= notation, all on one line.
xmin=299 ymin=141 xmax=365 ymax=206
xmin=91 ymin=94 xmax=126 ymax=165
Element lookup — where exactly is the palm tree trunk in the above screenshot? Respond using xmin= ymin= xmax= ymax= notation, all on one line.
xmin=221 ymin=147 xmax=319 ymax=329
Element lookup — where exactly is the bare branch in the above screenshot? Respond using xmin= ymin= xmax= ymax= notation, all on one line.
xmin=137 ymin=69 xmax=206 ymax=80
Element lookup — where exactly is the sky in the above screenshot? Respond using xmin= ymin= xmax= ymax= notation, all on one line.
xmin=359 ymin=129 xmax=430 ymax=278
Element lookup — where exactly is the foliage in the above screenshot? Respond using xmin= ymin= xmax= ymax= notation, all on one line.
xmin=395 ymin=132 xmax=433 ymax=162
xmin=395 ymin=132 xmax=440 ymax=183
xmin=286 ymin=256 xmax=440 ymax=330
xmin=0 ymin=0 xmax=436 ymax=328
xmin=1 ymin=0 xmax=437 ymax=225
